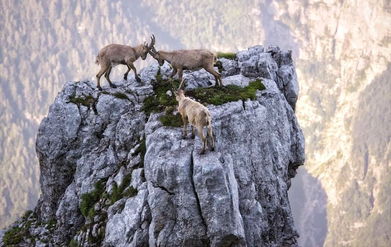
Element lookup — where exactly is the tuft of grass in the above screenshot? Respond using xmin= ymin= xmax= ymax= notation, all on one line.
xmin=159 ymin=113 xmax=183 ymax=127
xmin=133 ymin=137 xmax=146 ymax=167
xmin=3 ymin=226 xmax=25 ymax=245
xmin=112 ymin=92 xmax=130 ymax=100
xmin=109 ymin=173 xmax=137 ymax=204
xmin=47 ymin=218 xmax=57 ymax=230
xmin=142 ymin=72 xmax=180 ymax=115
xmin=69 ymin=239 xmax=80 ymax=247
xmin=80 ymin=180 xmax=106 ymax=218
xmin=186 ymin=80 xmax=265 ymax=105
xmin=217 ymin=52 xmax=237 ymax=60
xmin=69 ymin=95 xmax=95 ymax=107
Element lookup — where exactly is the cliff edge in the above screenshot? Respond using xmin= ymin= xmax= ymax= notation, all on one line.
xmin=1 ymin=46 xmax=304 ymax=247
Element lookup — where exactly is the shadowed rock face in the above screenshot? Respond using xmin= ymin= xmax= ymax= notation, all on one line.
xmin=1 ymin=46 xmax=304 ymax=247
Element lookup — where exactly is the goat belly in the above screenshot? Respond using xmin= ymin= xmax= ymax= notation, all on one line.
xmin=111 ymin=60 xmax=127 ymax=67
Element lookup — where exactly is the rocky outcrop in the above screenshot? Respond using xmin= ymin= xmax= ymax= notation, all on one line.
xmin=1 ymin=46 xmax=304 ymax=247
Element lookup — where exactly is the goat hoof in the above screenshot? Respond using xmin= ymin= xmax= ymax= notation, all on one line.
xmin=110 ymin=84 xmax=117 ymax=88
xmin=211 ymin=147 xmax=215 ymax=151
xmin=136 ymin=77 xmax=141 ymax=82
xmin=191 ymin=135 xmax=195 ymax=139
xmin=199 ymin=150 xmax=205 ymax=155
xmin=97 ymin=86 xmax=102 ymax=91
xmin=182 ymin=135 xmax=187 ymax=139
xmin=124 ymin=76 xmax=128 ymax=80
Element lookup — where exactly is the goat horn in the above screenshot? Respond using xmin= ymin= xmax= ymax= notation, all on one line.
xmin=148 ymin=34 xmax=156 ymax=51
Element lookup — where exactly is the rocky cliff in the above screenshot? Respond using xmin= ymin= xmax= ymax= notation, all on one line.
xmin=0 ymin=47 xmax=304 ymax=247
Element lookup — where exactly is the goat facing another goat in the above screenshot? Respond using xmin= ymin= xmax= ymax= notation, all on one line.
xmin=175 ymin=89 xmax=215 ymax=154
xmin=148 ymin=35 xmax=223 ymax=89
xmin=95 ymin=36 xmax=155 ymax=90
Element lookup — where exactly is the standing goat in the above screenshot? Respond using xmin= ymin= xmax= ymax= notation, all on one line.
xmin=95 ymin=36 xmax=155 ymax=90
xmin=175 ymin=89 xmax=215 ymax=154
xmin=148 ymin=35 xmax=222 ymax=89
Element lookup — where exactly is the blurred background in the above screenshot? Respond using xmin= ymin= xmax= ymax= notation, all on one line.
xmin=0 ymin=0 xmax=390 ymax=246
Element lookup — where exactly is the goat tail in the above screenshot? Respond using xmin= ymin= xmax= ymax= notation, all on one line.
xmin=95 ymin=56 xmax=100 ymax=65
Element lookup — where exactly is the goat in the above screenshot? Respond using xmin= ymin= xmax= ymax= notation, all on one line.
xmin=148 ymin=35 xmax=222 ymax=89
xmin=175 ymin=89 xmax=215 ymax=154
xmin=95 ymin=36 xmax=155 ymax=90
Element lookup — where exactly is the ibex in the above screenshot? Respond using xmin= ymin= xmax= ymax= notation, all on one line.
xmin=95 ymin=36 xmax=155 ymax=90
xmin=148 ymin=35 xmax=222 ymax=89
xmin=175 ymin=89 xmax=215 ymax=154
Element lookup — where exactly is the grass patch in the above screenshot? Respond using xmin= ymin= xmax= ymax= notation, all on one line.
xmin=217 ymin=52 xmax=237 ymax=60
xmin=69 ymin=95 xmax=95 ymax=107
xmin=159 ymin=113 xmax=183 ymax=127
xmin=142 ymin=72 xmax=180 ymax=115
xmin=109 ymin=173 xmax=138 ymax=204
xmin=80 ymin=180 xmax=106 ymax=218
xmin=187 ymin=80 xmax=265 ymax=105
xmin=3 ymin=226 xmax=25 ymax=245
xmin=142 ymin=69 xmax=264 ymax=127
xmin=112 ymin=92 xmax=130 ymax=100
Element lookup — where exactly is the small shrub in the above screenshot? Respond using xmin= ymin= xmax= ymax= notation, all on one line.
xmin=109 ymin=173 xmax=137 ymax=204
xmin=80 ymin=180 xmax=106 ymax=217
xmin=123 ymin=186 xmax=138 ymax=198
xmin=217 ymin=52 xmax=237 ymax=60
xmin=3 ymin=226 xmax=25 ymax=245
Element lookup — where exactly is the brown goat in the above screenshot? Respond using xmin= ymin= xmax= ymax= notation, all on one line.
xmin=148 ymin=36 xmax=222 ymax=89
xmin=95 ymin=36 xmax=155 ymax=90
xmin=175 ymin=89 xmax=215 ymax=154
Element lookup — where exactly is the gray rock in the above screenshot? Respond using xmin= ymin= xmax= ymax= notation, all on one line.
xmin=218 ymin=58 xmax=239 ymax=77
xmin=2 ymin=46 xmax=304 ymax=247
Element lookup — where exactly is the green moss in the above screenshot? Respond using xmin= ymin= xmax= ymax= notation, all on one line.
xmin=187 ymin=80 xmax=265 ymax=105
xmin=3 ymin=226 xmax=25 ymax=245
xmin=217 ymin=52 xmax=237 ymax=60
xmin=159 ymin=113 xmax=183 ymax=127
xmin=69 ymin=239 xmax=80 ymax=247
xmin=142 ymin=71 xmax=180 ymax=114
xmin=69 ymin=95 xmax=95 ymax=107
xmin=112 ymin=92 xmax=130 ymax=100
xmin=80 ymin=180 xmax=106 ymax=218
xmin=142 ymin=70 xmax=264 ymax=127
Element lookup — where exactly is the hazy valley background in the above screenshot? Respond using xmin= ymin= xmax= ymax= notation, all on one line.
xmin=0 ymin=0 xmax=390 ymax=246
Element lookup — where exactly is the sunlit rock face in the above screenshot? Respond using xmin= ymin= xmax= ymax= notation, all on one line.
xmin=1 ymin=0 xmax=390 ymax=246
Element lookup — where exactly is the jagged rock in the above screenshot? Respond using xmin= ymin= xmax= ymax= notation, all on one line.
xmin=1 ymin=46 xmax=304 ymax=247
